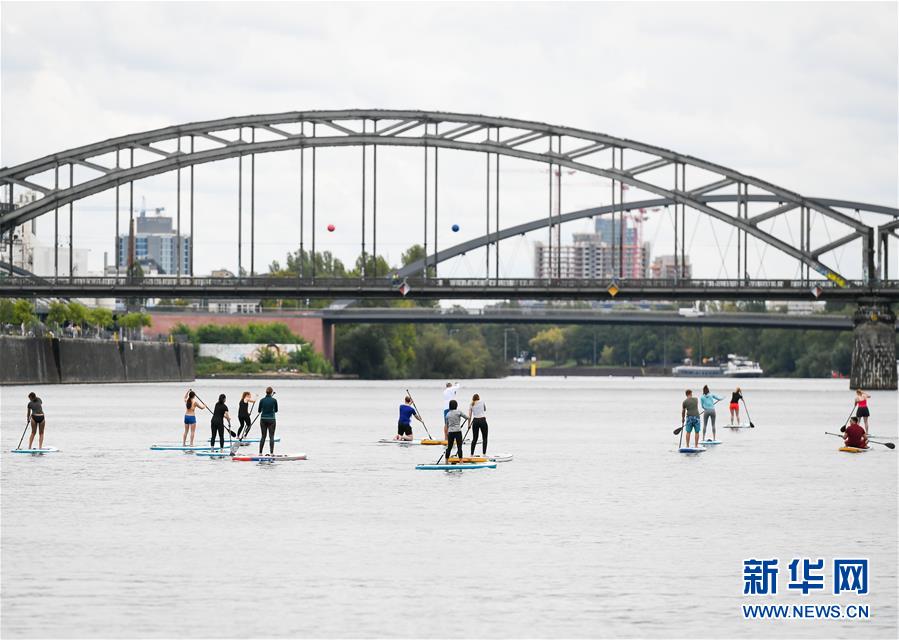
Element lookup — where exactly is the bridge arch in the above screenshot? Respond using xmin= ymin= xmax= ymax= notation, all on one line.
xmin=1 ymin=109 xmax=891 ymax=283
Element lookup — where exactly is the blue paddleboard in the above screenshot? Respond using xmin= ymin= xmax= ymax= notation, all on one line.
xmin=678 ymin=447 xmax=706 ymax=454
xmin=416 ymin=462 xmax=497 ymax=470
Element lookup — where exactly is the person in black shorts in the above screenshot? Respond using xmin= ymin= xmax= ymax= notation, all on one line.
xmin=396 ymin=395 xmax=423 ymax=441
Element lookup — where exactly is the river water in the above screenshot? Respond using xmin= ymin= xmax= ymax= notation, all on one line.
xmin=1 ymin=377 xmax=896 ymax=639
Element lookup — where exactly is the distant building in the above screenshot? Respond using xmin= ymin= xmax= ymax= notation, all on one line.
xmin=3 ymin=191 xmax=90 ymax=277
xmin=535 ymin=231 xmax=649 ymax=279
xmin=765 ymin=300 xmax=826 ymax=315
xmin=595 ymin=215 xmax=650 ymax=279
xmin=117 ymin=209 xmax=191 ymax=276
xmin=208 ymin=300 xmax=261 ymax=314
xmin=650 ymin=254 xmax=692 ymax=279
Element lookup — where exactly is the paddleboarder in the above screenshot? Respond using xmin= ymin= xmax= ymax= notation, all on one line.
xmin=26 ymin=392 xmax=47 ymax=450
xmin=237 ymin=391 xmax=256 ymax=439
xmin=210 ymin=394 xmax=231 ymax=449
xmin=444 ymin=399 xmax=468 ymax=462
xmin=681 ymin=389 xmax=701 ymax=448
xmin=443 ymin=382 xmax=460 ymax=420
xmin=843 ymin=417 xmax=868 ymax=449
xmin=728 ymin=387 xmax=743 ymax=425
xmin=183 ymin=390 xmax=206 ymax=447
xmin=396 ymin=395 xmax=423 ymax=441
xmin=468 ymin=393 xmax=488 ymax=455
xmin=854 ymin=389 xmax=872 ymax=433
xmin=257 ymin=386 xmax=278 ymax=455
xmin=700 ymin=385 xmax=723 ymax=441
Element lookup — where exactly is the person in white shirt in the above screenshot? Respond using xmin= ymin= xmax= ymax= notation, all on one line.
xmin=442 ymin=382 xmax=460 ymax=421
xmin=468 ymin=393 xmax=488 ymax=455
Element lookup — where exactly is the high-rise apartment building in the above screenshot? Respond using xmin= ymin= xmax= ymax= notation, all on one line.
xmin=650 ymin=254 xmax=692 ymax=279
xmin=117 ymin=210 xmax=191 ymax=276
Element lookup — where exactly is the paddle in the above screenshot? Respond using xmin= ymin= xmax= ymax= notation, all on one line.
xmin=740 ymin=398 xmax=756 ymax=428
xmin=825 ymin=431 xmax=895 ymax=450
xmin=192 ymin=390 xmax=237 ymax=438
xmin=839 ymin=403 xmax=856 ymax=433
xmin=405 ymin=388 xmax=434 ymax=440
xmin=16 ymin=418 xmax=31 ymax=451
xmin=435 ymin=418 xmax=470 ymax=466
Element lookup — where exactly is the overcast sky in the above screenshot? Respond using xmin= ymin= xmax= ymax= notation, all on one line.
xmin=2 ymin=1 xmax=897 ymax=280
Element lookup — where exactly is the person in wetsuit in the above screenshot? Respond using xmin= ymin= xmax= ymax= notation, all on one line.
xmin=257 ymin=386 xmax=278 ymax=455
xmin=26 ymin=392 xmax=47 ymax=450
xmin=238 ymin=391 xmax=256 ymax=439
xmin=210 ymin=394 xmax=231 ymax=449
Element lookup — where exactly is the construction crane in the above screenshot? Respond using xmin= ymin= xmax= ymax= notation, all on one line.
xmin=136 ymin=196 xmax=165 ymax=217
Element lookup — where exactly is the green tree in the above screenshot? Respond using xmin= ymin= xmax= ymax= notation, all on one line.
xmin=46 ymin=301 xmax=69 ymax=326
xmin=88 ymin=307 xmax=114 ymax=334
xmin=529 ymin=327 xmax=565 ymax=362
xmin=12 ymin=299 xmax=35 ymax=325
xmin=66 ymin=302 xmax=89 ymax=328
xmin=0 ymin=299 xmax=14 ymax=324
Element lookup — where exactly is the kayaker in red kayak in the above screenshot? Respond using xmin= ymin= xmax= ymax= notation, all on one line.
xmin=843 ymin=417 xmax=868 ymax=449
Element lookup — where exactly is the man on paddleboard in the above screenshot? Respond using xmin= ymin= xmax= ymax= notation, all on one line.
xmin=843 ymin=417 xmax=868 ymax=449
xmin=396 ymin=395 xmax=423 ymax=441
xmin=257 ymin=387 xmax=278 ymax=455
xmin=681 ymin=390 xmax=701 ymax=448
xmin=443 ymin=382 xmax=460 ymax=420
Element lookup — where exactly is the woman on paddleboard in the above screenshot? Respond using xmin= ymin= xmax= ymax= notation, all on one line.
xmin=444 ymin=399 xmax=467 ymax=462
xmin=700 ymin=385 xmax=723 ymax=441
xmin=210 ymin=394 xmax=231 ymax=449
xmin=468 ymin=393 xmax=488 ymax=456
xmin=854 ymin=389 xmax=871 ymax=433
xmin=183 ymin=390 xmax=206 ymax=446
xmin=26 ymin=392 xmax=47 ymax=450
xmin=396 ymin=395 xmax=423 ymax=441
xmin=238 ymin=391 xmax=256 ymax=439
xmin=728 ymin=387 xmax=743 ymax=426
xmin=257 ymin=386 xmax=278 ymax=455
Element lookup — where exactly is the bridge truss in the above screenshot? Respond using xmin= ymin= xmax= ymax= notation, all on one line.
xmin=2 ymin=110 xmax=897 ymax=291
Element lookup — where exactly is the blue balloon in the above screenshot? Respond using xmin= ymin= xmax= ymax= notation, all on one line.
xmin=451 ymin=224 xmax=460 ymax=232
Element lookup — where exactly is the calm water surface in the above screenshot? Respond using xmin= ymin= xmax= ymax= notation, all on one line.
xmin=1 ymin=377 xmax=896 ymax=638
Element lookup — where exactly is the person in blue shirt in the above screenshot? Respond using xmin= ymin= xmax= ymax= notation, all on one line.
xmin=395 ymin=395 xmax=424 ymax=441
xmin=700 ymin=385 xmax=724 ymax=441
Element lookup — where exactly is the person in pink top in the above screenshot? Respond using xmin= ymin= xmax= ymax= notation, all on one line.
xmin=854 ymin=389 xmax=871 ymax=433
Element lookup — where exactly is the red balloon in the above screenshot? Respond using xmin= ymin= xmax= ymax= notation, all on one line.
xmin=327 ymin=224 xmax=335 ymax=232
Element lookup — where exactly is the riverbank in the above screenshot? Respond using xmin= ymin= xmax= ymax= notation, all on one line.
xmin=0 ymin=336 xmax=194 ymax=385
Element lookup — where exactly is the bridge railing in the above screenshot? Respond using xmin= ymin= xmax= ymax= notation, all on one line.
xmin=1 ymin=274 xmax=891 ymax=288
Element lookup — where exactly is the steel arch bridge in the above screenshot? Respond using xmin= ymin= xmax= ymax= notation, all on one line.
xmin=2 ymin=109 xmax=898 ymax=294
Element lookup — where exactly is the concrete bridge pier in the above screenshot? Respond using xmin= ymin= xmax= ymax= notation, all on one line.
xmin=850 ymin=301 xmax=897 ymax=390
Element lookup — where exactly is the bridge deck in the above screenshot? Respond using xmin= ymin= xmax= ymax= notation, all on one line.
xmin=2 ymin=276 xmax=898 ymax=302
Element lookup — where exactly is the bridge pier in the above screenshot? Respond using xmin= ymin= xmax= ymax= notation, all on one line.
xmin=850 ymin=301 xmax=897 ymax=390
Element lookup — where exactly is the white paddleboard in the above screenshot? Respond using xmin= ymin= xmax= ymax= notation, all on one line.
xmin=11 ymin=447 xmax=59 ymax=454
xmin=699 ymin=440 xmax=722 ymax=446
xmin=487 ymin=453 xmax=514 ymax=462
xmin=378 ymin=439 xmax=421 ymax=445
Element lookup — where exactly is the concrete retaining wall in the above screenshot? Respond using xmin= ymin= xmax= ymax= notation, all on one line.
xmin=0 ymin=336 xmax=60 ymax=384
xmin=0 ymin=336 xmax=195 ymax=385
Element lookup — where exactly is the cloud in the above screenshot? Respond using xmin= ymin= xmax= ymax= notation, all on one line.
xmin=2 ymin=1 xmax=896 ymax=279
